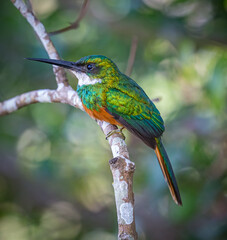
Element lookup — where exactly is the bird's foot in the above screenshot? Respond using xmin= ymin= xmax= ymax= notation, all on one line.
xmin=106 ymin=127 xmax=125 ymax=140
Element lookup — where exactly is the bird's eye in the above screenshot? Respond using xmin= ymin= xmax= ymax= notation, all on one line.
xmin=87 ymin=64 xmax=93 ymax=70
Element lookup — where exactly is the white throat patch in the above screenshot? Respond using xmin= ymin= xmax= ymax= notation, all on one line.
xmin=72 ymin=71 xmax=102 ymax=86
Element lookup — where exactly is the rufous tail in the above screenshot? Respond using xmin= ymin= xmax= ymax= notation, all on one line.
xmin=155 ymin=138 xmax=182 ymax=205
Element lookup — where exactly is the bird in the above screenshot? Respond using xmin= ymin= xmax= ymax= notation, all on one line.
xmin=27 ymin=55 xmax=182 ymax=205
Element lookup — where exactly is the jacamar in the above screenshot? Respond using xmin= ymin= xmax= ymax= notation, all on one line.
xmin=27 ymin=55 xmax=182 ymax=205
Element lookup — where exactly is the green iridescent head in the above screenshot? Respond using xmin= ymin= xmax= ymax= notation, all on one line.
xmin=74 ymin=55 xmax=120 ymax=79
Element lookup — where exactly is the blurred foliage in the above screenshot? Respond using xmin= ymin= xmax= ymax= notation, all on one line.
xmin=0 ymin=0 xmax=227 ymax=239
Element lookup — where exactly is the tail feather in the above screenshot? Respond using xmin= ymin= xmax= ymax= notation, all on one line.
xmin=155 ymin=138 xmax=182 ymax=205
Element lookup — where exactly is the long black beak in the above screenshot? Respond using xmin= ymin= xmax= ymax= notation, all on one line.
xmin=26 ymin=58 xmax=81 ymax=71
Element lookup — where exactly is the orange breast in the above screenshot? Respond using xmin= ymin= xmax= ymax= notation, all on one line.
xmin=82 ymin=103 xmax=122 ymax=126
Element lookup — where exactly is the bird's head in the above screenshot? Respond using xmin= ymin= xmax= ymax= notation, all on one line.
xmin=27 ymin=55 xmax=120 ymax=86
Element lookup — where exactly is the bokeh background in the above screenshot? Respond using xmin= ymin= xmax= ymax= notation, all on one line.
xmin=0 ymin=0 xmax=227 ymax=239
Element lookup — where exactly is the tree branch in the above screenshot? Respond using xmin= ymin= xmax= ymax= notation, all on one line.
xmin=0 ymin=89 xmax=56 ymax=115
xmin=49 ymin=0 xmax=89 ymax=36
xmin=11 ymin=0 xmax=68 ymax=87
xmin=97 ymin=121 xmax=137 ymax=239
xmin=5 ymin=1 xmax=138 ymax=239
xmin=0 ymin=86 xmax=84 ymax=116
xmin=125 ymin=36 xmax=138 ymax=77
xmin=110 ymin=157 xmax=137 ymax=240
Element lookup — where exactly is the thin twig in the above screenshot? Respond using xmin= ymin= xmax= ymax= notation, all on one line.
xmin=152 ymin=97 xmax=162 ymax=102
xmin=49 ymin=0 xmax=89 ymax=36
xmin=125 ymin=36 xmax=138 ymax=76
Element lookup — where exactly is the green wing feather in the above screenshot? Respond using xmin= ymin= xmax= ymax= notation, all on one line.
xmin=106 ymin=75 xmax=165 ymax=148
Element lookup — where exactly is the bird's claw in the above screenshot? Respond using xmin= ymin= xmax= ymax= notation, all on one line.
xmin=106 ymin=127 xmax=125 ymax=140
